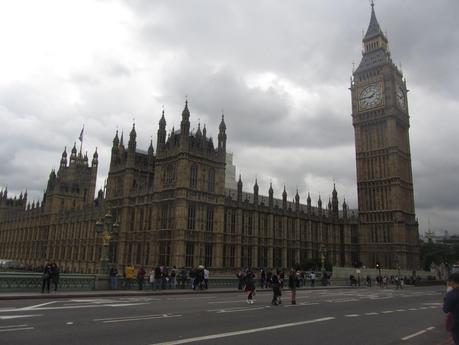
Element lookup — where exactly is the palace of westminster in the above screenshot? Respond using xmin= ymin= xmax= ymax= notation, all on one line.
xmin=0 ymin=5 xmax=420 ymax=273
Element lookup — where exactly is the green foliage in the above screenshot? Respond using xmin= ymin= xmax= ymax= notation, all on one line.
xmin=420 ymin=239 xmax=459 ymax=271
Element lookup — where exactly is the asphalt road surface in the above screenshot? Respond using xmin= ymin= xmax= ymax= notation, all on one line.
xmin=0 ymin=286 xmax=452 ymax=345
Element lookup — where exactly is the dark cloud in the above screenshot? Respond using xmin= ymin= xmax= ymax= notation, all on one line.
xmin=0 ymin=0 xmax=457 ymax=235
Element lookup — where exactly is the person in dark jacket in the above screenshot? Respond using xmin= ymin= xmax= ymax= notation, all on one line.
xmin=41 ymin=262 xmax=52 ymax=293
xmin=444 ymin=272 xmax=459 ymax=344
xmin=288 ymin=269 xmax=297 ymax=305
xmin=51 ymin=262 xmax=60 ymax=292
xmin=244 ymin=269 xmax=256 ymax=304
xmin=137 ymin=266 xmax=146 ymax=290
xmin=271 ymin=270 xmax=282 ymax=305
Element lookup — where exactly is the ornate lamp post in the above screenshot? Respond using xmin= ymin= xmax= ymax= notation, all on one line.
xmin=95 ymin=211 xmax=120 ymax=274
xmin=319 ymin=246 xmax=327 ymax=285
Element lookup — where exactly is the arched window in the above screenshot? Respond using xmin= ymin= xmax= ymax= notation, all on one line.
xmin=190 ymin=165 xmax=198 ymax=189
xmin=207 ymin=168 xmax=215 ymax=193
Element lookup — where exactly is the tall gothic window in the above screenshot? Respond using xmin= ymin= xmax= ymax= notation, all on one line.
xmin=206 ymin=207 xmax=214 ymax=232
xmin=204 ymin=244 xmax=212 ymax=268
xmin=187 ymin=204 xmax=196 ymax=230
xmin=163 ymin=164 xmax=176 ymax=188
xmin=190 ymin=165 xmax=198 ymax=189
xmin=159 ymin=241 xmax=170 ymax=266
xmin=185 ymin=242 xmax=194 ymax=267
xmin=207 ymin=168 xmax=215 ymax=193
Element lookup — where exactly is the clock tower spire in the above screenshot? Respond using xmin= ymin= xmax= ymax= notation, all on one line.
xmin=351 ymin=3 xmax=419 ymax=270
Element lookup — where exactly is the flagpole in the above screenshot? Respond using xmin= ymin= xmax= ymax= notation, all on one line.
xmin=79 ymin=125 xmax=84 ymax=155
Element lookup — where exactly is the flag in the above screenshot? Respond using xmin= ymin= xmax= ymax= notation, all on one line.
xmin=78 ymin=126 xmax=84 ymax=142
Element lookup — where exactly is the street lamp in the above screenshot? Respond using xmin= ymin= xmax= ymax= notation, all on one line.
xmin=95 ymin=211 xmax=120 ymax=274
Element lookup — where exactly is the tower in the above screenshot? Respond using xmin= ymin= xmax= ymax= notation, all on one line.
xmin=351 ymin=3 xmax=419 ymax=269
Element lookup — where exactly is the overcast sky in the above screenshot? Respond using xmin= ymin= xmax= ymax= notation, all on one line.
xmin=0 ymin=0 xmax=458 ymax=235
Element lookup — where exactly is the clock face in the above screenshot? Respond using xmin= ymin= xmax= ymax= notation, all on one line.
xmin=396 ymin=85 xmax=406 ymax=110
xmin=359 ymin=84 xmax=383 ymax=110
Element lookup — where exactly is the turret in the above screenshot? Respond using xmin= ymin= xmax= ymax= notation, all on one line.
xmin=343 ymin=198 xmax=348 ymax=219
xmin=328 ymin=198 xmax=332 ymax=217
xmin=83 ymin=152 xmax=89 ymax=167
xmin=295 ymin=189 xmax=300 ymax=212
xmin=218 ymin=114 xmax=227 ymax=152
xmin=180 ymin=100 xmax=190 ymax=147
xmin=92 ymin=148 xmax=98 ymax=167
xmin=282 ymin=186 xmax=287 ymax=210
xmin=70 ymin=143 xmax=77 ymax=165
xmin=332 ymin=184 xmax=339 ymax=218
xmin=318 ymin=195 xmax=323 ymax=216
xmin=268 ymin=183 xmax=273 ymax=208
xmin=148 ymin=139 xmax=155 ymax=165
xmin=237 ymin=175 xmax=243 ymax=203
xmin=60 ymin=147 xmax=67 ymax=168
xmin=307 ymin=192 xmax=312 ymax=215
xmin=128 ymin=123 xmax=137 ymax=153
xmin=157 ymin=110 xmax=167 ymax=151
xmin=253 ymin=179 xmax=259 ymax=206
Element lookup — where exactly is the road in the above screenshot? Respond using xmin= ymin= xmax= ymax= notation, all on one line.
xmin=0 ymin=286 xmax=452 ymax=345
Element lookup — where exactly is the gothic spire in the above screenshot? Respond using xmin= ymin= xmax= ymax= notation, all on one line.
xmin=364 ymin=1 xmax=384 ymax=41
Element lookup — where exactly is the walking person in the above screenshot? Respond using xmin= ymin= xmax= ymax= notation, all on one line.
xmin=366 ymin=275 xmax=372 ymax=287
xmin=41 ymin=262 xmax=52 ymax=293
xmin=109 ymin=266 xmax=119 ymax=290
xmin=310 ymin=271 xmax=316 ymax=287
xmin=124 ymin=264 xmax=135 ymax=289
xmin=51 ymin=262 xmax=60 ymax=292
xmin=271 ymin=270 xmax=282 ymax=305
xmin=260 ymin=268 xmax=266 ymax=289
xmin=180 ymin=267 xmax=187 ymax=289
xmin=170 ymin=266 xmax=177 ymax=289
xmin=149 ymin=267 xmax=155 ymax=290
xmin=443 ymin=273 xmax=459 ymax=344
xmin=244 ymin=269 xmax=256 ymax=304
xmin=137 ymin=266 xmax=146 ymax=290
xmin=154 ymin=265 xmax=162 ymax=290
xmin=288 ymin=269 xmax=297 ymax=305
xmin=204 ymin=267 xmax=209 ymax=289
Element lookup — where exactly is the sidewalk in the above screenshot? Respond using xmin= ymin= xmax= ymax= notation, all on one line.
xmin=0 ymin=285 xmax=356 ymax=301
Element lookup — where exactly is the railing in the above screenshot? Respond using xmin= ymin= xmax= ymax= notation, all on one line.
xmin=0 ymin=272 xmax=95 ymax=292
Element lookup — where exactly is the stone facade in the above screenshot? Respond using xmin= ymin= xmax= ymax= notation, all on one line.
xmin=0 ymin=5 xmax=419 ymax=273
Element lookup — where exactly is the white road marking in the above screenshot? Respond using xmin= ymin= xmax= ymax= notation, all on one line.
xmin=300 ymin=302 xmax=319 ymax=306
xmin=396 ymin=309 xmax=406 ymax=312
xmin=365 ymin=312 xmax=378 ymax=315
xmin=208 ymin=300 xmax=245 ymax=304
xmin=66 ymin=322 xmax=74 ymax=325
xmin=22 ymin=301 xmax=57 ymax=310
xmin=408 ymin=308 xmax=418 ymax=311
xmin=401 ymin=326 xmax=435 ymax=341
xmin=149 ymin=316 xmax=336 ymax=345
xmin=0 ymin=324 xmax=34 ymax=332
xmin=0 ymin=302 xmax=149 ymax=312
xmin=345 ymin=314 xmax=360 ymax=317
xmin=216 ymin=306 xmax=270 ymax=313
xmin=94 ymin=314 xmax=182 ymax=324
xmin=381 ymin=310 xmax=394 ymax=314
xmin=0 ymin=314 xmax=42 ymax=320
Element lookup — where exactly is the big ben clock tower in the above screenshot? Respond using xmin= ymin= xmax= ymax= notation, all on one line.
xmin=351 ymin=3 xmax=420 ymax=270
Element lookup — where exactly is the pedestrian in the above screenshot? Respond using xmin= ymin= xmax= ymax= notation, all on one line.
xmin=237 ymin=270 xmax=245 ymax=290
xmin=260 ymin=268 xmax=266 ymax=288
xmin=271 ymin=270 xmax=282 ymax=305
xmin=137 ymin=266 xmax=146 ymax=290
xmin=124 ymin=264 xmax=135 ymax=289
xmin=204 ymin=267 xmax=209 ymax=289
xmin=180 ymin=267 xmax=187 ymax=289
xmin=366 ymin=275 xmax=371 ymax=287
xmin=109 ymin=266 xmax=118 ymax=290
xmin=288 ymin=269 xmax=297 ymax=305
xmin=51 ymin=262 xmax=60 ymax=292
xmin=149 ymin=267 xmax=155 ymax=290
xmin=443 ymin=273 xmax=459 ymax=344
xmin=310 ymin=271 xmax=316 ymax=287
xmin=170 ymin=266 xmax=177 ymax=289
xmin=244 ymin=269 xmax=256 ymax=304
xmin=41 ymin=262 xmax=52 ymax=293
xmin=154 ymin=265 xmax=162 ymax=290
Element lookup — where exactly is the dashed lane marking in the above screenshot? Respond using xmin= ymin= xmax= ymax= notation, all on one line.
xmin=0 ymin=324 xmax=34 ymax=332
xmin=345 ymin=314 xmax=360 ymax=317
